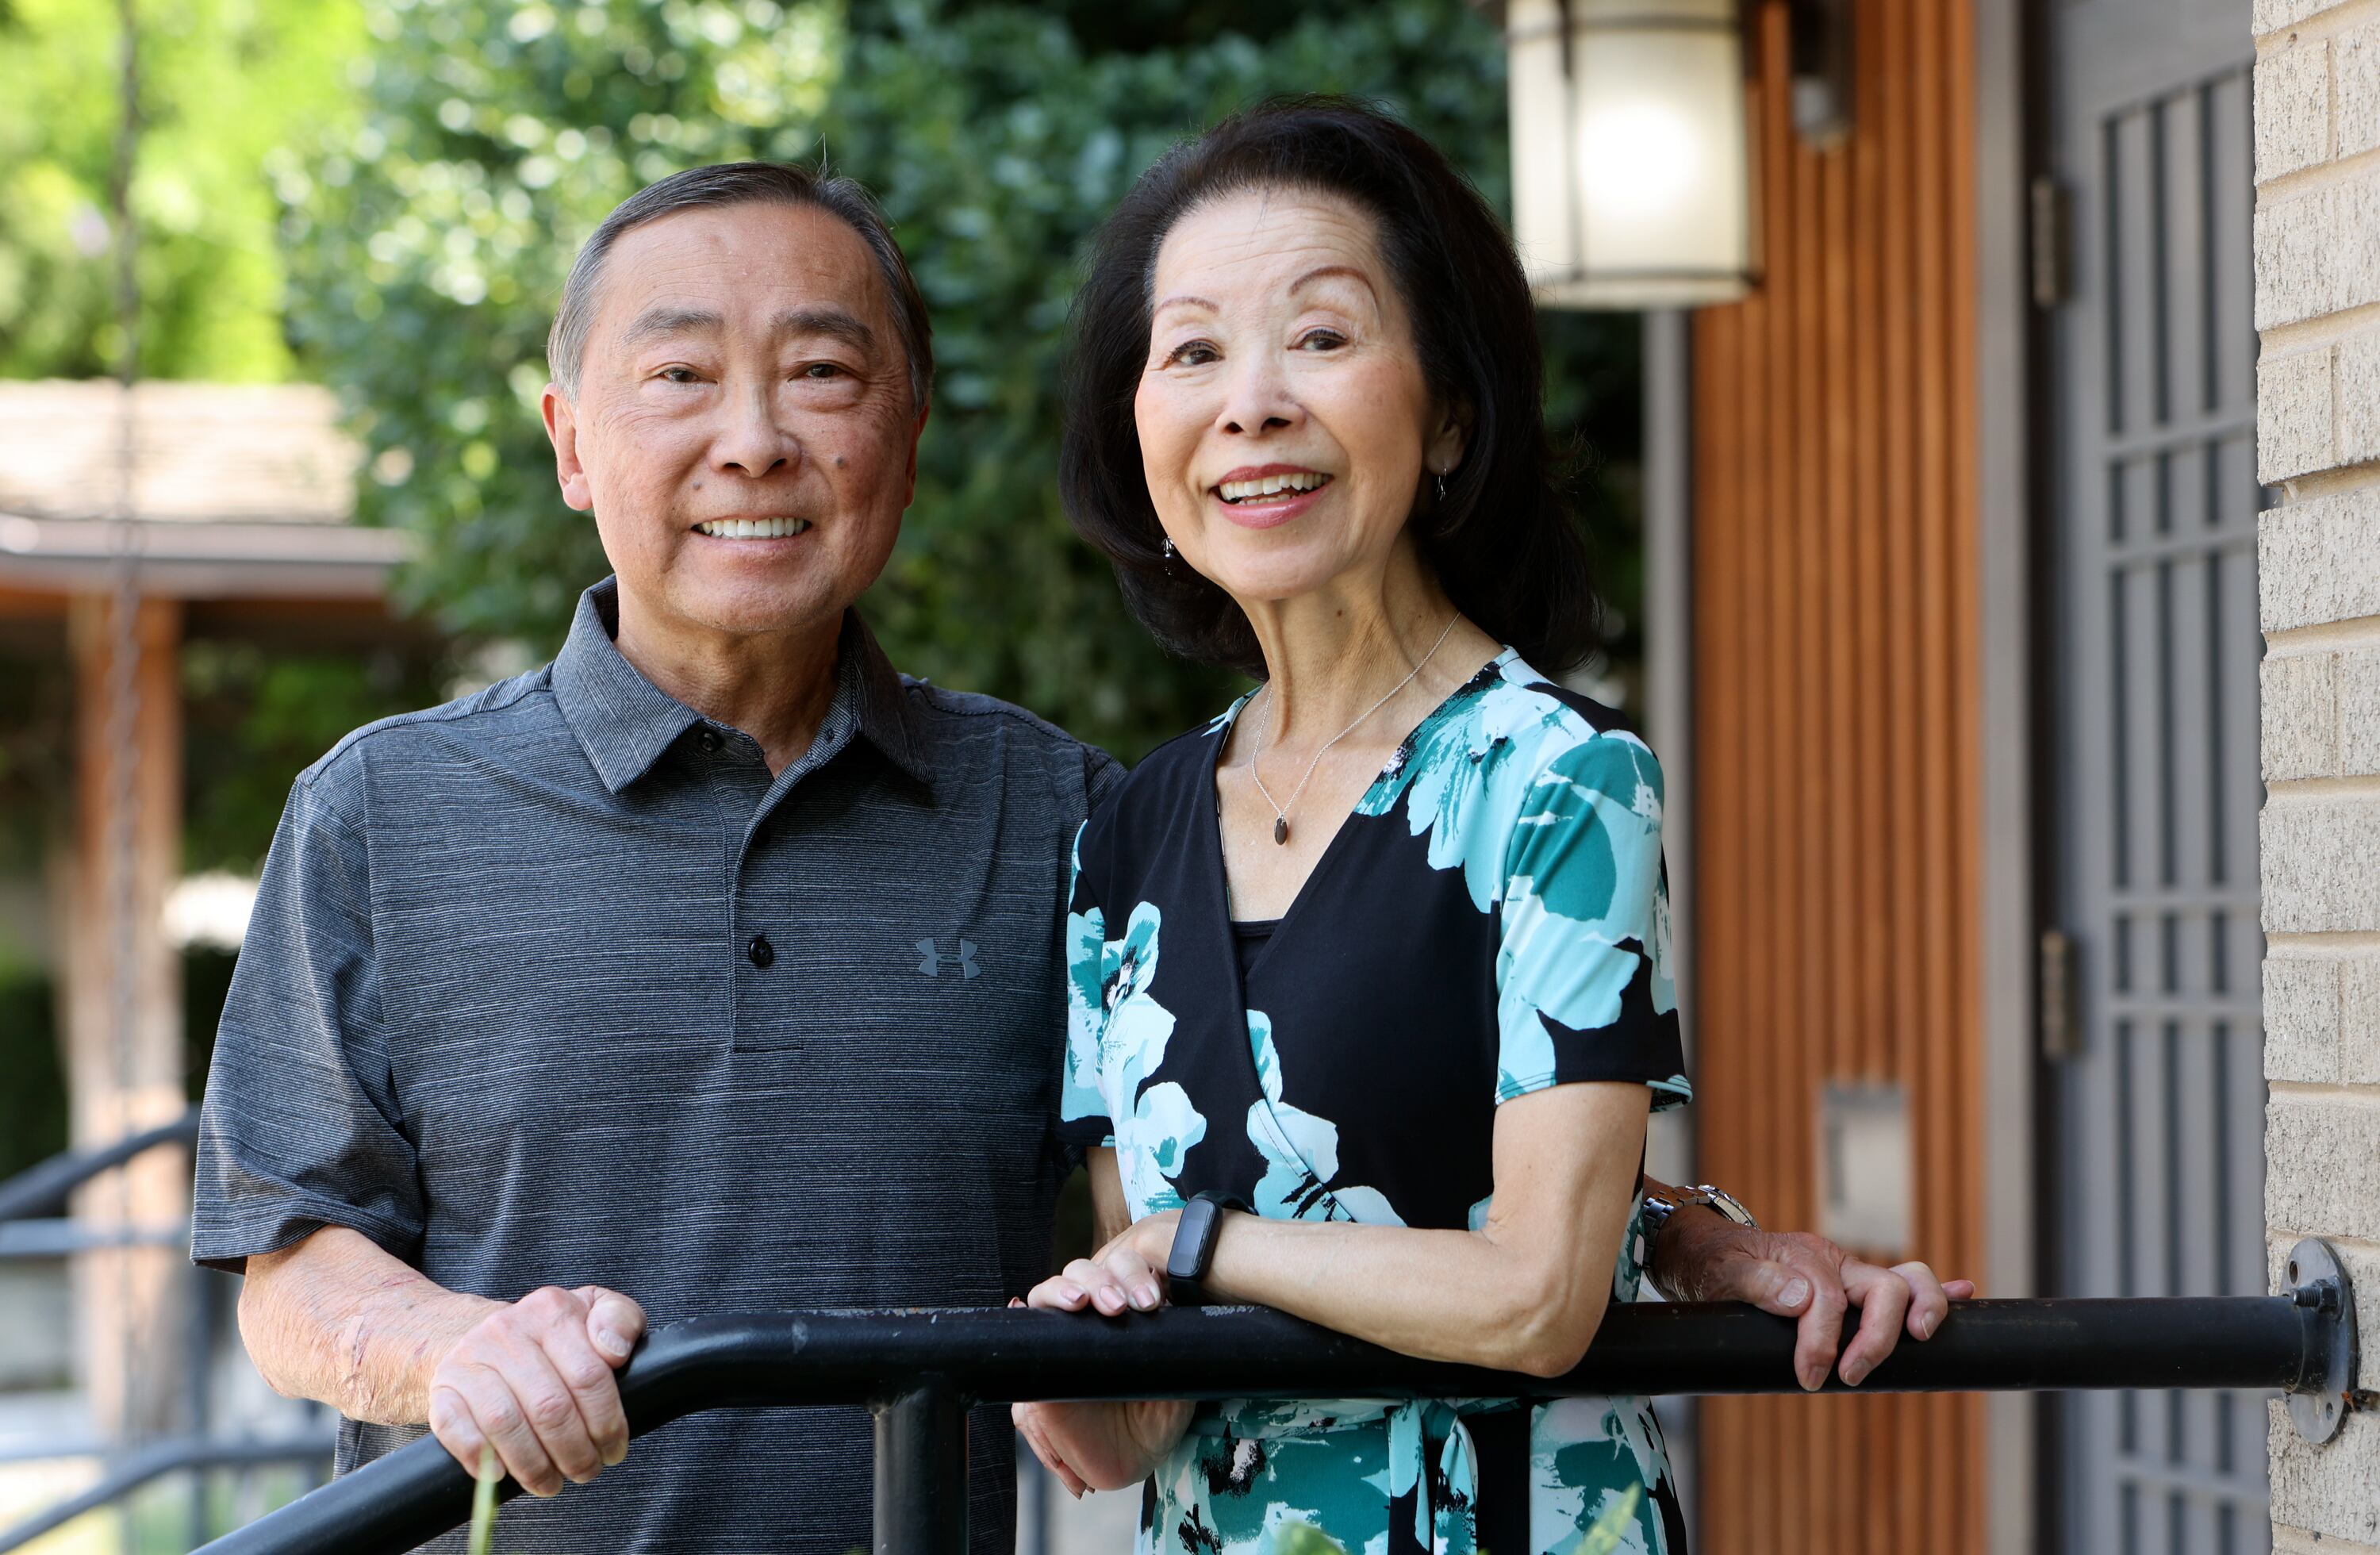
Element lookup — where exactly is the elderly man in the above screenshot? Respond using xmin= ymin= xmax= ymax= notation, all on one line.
xmin=194 ymin=163 xmax=1963 ymax=1554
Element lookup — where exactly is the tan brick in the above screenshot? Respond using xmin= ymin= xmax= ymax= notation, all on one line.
xmin=2260 ymin=345 xmax=2336 ymax=482
xmin=2264 ymin=797 xmax=2380 ymax=931
xmin=2259 ymin=187 xmax=2340 ymax=329
xmin=2343 ymin=648 xmax=2380 ymax=772
xmin=2272 ymin=1403 xmax=2380 ymax=1542
xmin=2266 ymin=955 xmax=2344 ymax=1080
xmin=2266 ymin=652 xmax=2341 ymax=779
xmin=2261 ymin=170 xmax=2380 ymax=329
xmin=2344 ymin=954 xmax=2380 ymax=1081
xmin=2260 ymin=33 xmax=2334 ymax=180
xmin=2267 ymin=1093 xmax=2380 ymax=1239
xmin=2340 ymin=328 xmax=2380 ymax=463
xmin=2341 ymin=25 xmax=2380 ymax=157
xmin=2262 ymin=486 xmax=2380 ymax=630
xmin=2338 ymin=173 xmax=2380 ymax=317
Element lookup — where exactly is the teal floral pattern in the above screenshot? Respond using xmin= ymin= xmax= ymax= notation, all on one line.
xmin=1246 ymin=1012 xmax=1402 ymax=1226
xmin=1059 ymin=651 xmax=1690 ymax=1555
xmin=1064 ymin=893 xmax=1207 ymax=1213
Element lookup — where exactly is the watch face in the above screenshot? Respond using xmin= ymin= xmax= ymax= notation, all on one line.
xmin=1166 ymin=1196 xmax=1220 ymax=1284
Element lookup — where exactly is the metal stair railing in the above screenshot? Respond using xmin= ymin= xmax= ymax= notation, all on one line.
xmin=0 ymin=1112 xmax=336 ymax=1554
xmin=194 ymin=1237 xmax=2361 ymax=1555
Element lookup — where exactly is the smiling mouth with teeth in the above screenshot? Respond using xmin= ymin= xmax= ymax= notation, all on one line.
xmin=693 ymin=517 xmax=812 ymax=539
xmin=1216 ymin=471 xmax=1331 ymax=504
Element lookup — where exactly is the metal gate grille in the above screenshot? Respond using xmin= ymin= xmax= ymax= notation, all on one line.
xmin=2048 ymin=25 xmax=2271 ymax=1553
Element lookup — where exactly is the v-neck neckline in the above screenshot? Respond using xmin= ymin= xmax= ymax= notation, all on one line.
xmin=1202 ymin=647 xmax=1513 ymax=1012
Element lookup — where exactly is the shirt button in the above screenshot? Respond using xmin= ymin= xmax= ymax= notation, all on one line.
xmin=747 ymin=934 xmax=774 ymax=969
xmin=697 ymin=728 xmax=723 ymax=753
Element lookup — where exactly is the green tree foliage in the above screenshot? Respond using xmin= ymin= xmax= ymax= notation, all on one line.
xmin=0 ymin=0 xmax=365 ymax=378
xmin=283 ymin=0 xmax=1644 ymax=759
xmin=182 ymin=639 xmax=455 ymax=874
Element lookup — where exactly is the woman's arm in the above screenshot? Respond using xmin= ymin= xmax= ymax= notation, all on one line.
xmin=1086 ymin=1081 xmax=1648 ymax=1378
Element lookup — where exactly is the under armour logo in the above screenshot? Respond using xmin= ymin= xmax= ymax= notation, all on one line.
xmin=916 ymin=938 xmax=980 ymax=980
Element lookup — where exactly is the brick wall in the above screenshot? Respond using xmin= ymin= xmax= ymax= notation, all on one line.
xmin=2254 ymin=1 xmax=2380 ymax=1547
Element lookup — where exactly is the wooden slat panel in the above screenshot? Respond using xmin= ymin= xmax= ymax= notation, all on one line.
xmin=1688 ymin=1 xmax=1983 ymax=1550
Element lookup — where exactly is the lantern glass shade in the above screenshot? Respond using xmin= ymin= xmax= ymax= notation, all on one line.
xmin=1507 ymin=0 xmax=1756 ymax=309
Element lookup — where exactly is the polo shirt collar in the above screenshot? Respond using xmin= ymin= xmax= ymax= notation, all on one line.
xmin=553 ymin=578 xmax=930 ymax=793
xmin=839 ymin=609 xmax=932 ymax=787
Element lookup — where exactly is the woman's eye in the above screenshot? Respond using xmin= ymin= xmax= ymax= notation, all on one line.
xmin=1296 ymin=329 xmax=1346 ymax=351
xmin=1163 ymin=340 xmax=1219 ymax=367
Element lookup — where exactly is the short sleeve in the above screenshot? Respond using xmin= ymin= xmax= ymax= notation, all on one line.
xmin=1056 ymin=820 xmax=1118 ymax=1150
xmin=1492 ymin=732 xmax=1689 ymax=1111
xmin=190 ymin=774 xmax=425 ymax=1273
xmin=1082 ymin=744 xmax=1127 ymax=811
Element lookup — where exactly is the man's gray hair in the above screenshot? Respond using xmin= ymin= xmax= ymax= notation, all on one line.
xmin=547 ymin=161 xmax=934 ymax=410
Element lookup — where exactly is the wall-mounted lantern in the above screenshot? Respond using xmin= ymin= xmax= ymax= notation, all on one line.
xmin=1499 ymin=0 xmax=1854 ymax=311
xmin=1503 ymin=0 xmax=1755 ymax=309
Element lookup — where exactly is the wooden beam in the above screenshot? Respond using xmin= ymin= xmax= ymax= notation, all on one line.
xmin=60 ymin=590 xmax=186 ymax=1438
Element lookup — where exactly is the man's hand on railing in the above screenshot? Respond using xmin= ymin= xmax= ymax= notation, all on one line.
xmin=424 ymin=1284 xmax=647 ymax=1498
xmin=1648 ymin=1217 xmax=1975 ymax=1392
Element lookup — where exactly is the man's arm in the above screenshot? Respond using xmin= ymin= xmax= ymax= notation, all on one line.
xmin=1641 ymin=1177 xmax=1978 ymax=1391
xmin=241 ymin=1226 xmax=645 ymax=1495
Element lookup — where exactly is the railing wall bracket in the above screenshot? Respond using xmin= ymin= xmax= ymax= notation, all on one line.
xmin=2286 ymin=1237 xmax=2361 ymax=1446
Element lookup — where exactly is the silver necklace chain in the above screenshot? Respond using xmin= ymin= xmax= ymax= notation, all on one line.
xmin=1250 ymin=612 xmax=1460 ymax=846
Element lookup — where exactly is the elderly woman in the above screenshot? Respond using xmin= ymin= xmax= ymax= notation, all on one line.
xmin=1013 ymin=99 xmax=1953 ymax=1555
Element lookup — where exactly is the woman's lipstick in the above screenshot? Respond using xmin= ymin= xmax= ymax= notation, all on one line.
xmin=1209 ymin=464 xmax=1334 ymax=529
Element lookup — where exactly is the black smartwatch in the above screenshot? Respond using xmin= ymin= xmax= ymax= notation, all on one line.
xmin=1165 ymin=1190 xmax=1248 ymax=1304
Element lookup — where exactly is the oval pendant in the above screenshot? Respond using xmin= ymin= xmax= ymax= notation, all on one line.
xmin=1273 ymin=816 xmax=1290 ymax=846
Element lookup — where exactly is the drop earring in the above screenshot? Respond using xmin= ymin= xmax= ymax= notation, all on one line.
xmin=1434 ymin=472 xmax=1447 ymax=505
xmin=1161 ymin=536 xmax=1177 ymax=564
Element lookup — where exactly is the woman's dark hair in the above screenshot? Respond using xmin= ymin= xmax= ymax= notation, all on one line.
xmin=1059 ymin=95 xmax=1602 ymax=677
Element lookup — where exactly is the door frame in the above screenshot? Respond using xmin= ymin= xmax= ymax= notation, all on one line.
xmin=1975 ymin=2 xmax=2048 ymax=1553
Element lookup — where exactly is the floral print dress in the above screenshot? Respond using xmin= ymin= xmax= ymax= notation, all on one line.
xmin=1058 ymin=650 xmax=1692 ymax=1555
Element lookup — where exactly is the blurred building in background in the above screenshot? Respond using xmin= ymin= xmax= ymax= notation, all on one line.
xmin=0 ymin=381 xmax=424 ymax=1549
xmin=1612 ymin=1 xmax=2267 ymax=1551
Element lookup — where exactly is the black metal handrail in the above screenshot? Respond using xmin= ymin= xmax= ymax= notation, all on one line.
xmin=0 ymin=1108 xmax=198 ymax=1224
xmin=0 ymin=1436 xmax=334 ymax=1554
xmin=195 ymin=1249 xmax=2362 ymax=1555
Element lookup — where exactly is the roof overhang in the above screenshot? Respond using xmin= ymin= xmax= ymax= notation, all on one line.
xmin=0 ymin=514 xmax=413 ymax=601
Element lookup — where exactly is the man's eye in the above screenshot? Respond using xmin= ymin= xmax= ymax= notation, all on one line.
xmin=658 ymin=367 xmax=701 ymax=384
xmin=800 ymin=363 xmax=843 ymax=380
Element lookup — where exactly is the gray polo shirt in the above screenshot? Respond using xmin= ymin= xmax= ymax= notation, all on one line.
xmin=194 ymin=577 xmax=1119 ymax=1554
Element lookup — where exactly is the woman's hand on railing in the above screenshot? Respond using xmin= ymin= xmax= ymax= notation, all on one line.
xmin=1027 ymin=1214 xmax=1175 ymax=1316
xmin=1011 ymin=1398 xmax=1192 ymax=1496
xmin=1006 ymin=1275 xmax=1192 ymax=1495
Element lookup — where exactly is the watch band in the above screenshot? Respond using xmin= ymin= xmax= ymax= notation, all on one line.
xmin=1640 ymin=1183 xmax=1760 ymax=1245
xmin=1165 ymin=1191 xmax=1248 ymax=1299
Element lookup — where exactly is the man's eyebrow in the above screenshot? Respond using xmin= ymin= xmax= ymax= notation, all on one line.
xmin=620 ymin=305 xmax=724 ymax=347
xmin=1151 ymin=293 xmax=1218 ymax=316
xmin=772 ymin=306 xmax=877 ymax=349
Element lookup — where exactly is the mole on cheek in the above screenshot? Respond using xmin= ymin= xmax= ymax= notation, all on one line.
xmin=691 ymin=479 xmax=703 ymax=490
xmin=833 ymin=455 xmax=847 ymax=469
